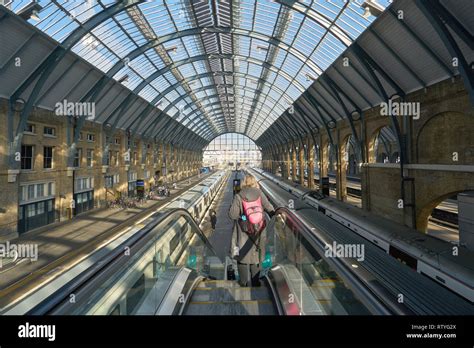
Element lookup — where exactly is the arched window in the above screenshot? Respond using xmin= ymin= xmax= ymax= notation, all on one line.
xmin=203 ymin=133 xmax=262 ymax=168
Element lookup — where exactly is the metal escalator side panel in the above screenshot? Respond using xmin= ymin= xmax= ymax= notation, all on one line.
xmin=266 ymin=265 xmax=322 ymax=315
xmin=178 ymin=275 xmax=206 ymax=315
xmin=23 ymin=208 xmax=218 ymax=315
xmin=265 ymin=207 xmax=403 ymax=315
xmin=156 ymin=268 xmax=194 ymax=315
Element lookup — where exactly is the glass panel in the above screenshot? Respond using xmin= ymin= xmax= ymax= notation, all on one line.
xmin=37 ymin=201 xmax=45 ymax=215
xmin=52 ymin=211 xmax=218 ymax=315
xmin=27 ymin=204 xmax=35 ymax=218
xmin=269 ymin=212 xmax=371 ymax=315
xmin=18 ymin=0 xmax=385 ymax=140
xmin=28 ymin=185 xmax=35 ymax=200
xmin=203 ymin=133 xmax=261 ymax=168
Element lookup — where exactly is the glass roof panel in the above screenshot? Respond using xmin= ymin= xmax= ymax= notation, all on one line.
xmin=19 ymin=0 xmax=386 ymax=142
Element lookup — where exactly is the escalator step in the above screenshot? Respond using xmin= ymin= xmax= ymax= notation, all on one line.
xmin=198 ymin=280 xmax=240 ymax=288
xmin=184 ymin=300 xmax=276 ymax=315
xmin=191 ymin=287 xmax=271 ymax=302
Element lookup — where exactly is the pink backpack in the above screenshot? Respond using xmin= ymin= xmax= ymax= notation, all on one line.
xmin=242 ymin=197 xmax=265 ymax=234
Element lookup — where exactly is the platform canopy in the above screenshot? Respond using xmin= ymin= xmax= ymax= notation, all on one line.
xmin=258 ymin=0 xmax=473 ymax=150
xmin=0 ymin=0 xmax=396 ymax=147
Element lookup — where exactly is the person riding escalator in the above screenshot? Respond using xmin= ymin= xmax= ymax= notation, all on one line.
xmin=228 ymin=174 xmax=275 ymax=287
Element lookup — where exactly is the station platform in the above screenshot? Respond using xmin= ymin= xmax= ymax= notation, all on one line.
xmin=199 ymin=171 xmax=244 ymax=262
xmin=0 ymin=173 xmax=210 ymax=305
xmin=1 ymin=169 xmax=473 ymax=319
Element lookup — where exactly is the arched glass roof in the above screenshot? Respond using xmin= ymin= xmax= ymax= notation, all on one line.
xmin=8 ymin=0 xmax=389 ymax=141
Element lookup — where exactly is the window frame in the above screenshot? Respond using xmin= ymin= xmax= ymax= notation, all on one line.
xmin=43 ymin=146 xmax=53 ymax=169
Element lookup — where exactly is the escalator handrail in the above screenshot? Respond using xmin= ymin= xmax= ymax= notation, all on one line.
xmin=24 ymin=208 xmax=217 ymax=315
xmin=270 ymin=207 xmax=412 ymax=315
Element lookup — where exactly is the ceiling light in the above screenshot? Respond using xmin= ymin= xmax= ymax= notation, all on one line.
xmin=30 ymin=9 xmax=40 ymax=21
xmin=166 ymin=45 xmax=178 ymax=54
xmin=17 ymin=1 xmax=43 ymax=21
xmin=256 ymin=45 xmax=269 ymax=52
xmin=362 ymin=7 xmax=371 ymax=19
xmin=361 ymin=0 xmax=384 ymax=18
xmin=117 ymin=74 xmax=129 ymax=83
xmin=305 ymin=73 xmax=317 ymax=82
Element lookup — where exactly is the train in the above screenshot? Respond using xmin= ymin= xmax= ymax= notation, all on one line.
xmin=73 ymin=170 xmax=228 ymax=315
xmin=251 ymin=168 xmax=474 ymax=303
xmin=2 ymin=170 xmax=228 ymax=315
xmin=81 ymin=170 xmax=228 ymax=315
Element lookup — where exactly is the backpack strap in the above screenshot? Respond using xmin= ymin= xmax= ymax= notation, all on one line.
xmin=234 ymin=229 xmax=262 ymax=262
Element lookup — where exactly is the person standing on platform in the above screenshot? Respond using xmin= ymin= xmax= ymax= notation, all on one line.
xmin=210 ymin=209 xmax=217 ymax=230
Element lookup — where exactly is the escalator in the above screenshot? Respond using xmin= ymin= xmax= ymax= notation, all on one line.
xmin=16 ymin=207 xmax=405 ymax=316
xmin=182 ymin=280 xmax=276 ymax=315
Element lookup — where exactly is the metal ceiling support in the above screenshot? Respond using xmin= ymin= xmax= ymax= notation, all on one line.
xmin=175 ymin=98 xmax=277 ymax=132
xmin=172 ymin=121 xmax=219 ymax=143
xmin=331 ymin=65 xmax=373 ymax=106
xmin=134 ymin=51 xmax=304 ymax=103
xmin=128 ymin=104 xmax=157 ymax=135
xmin=35 ymin=58 xmax=82 ymax=105
xmin=308 ymin=87 xmax=345 ymax=122
xmin=93 ymin=45 xmax=307 ymax=140
xmin=286 ymin=111 xmax=309 ymax=139
xmin=296 ymin=100 xmax=324 ymax=128
xmin=321 ymin=76 xmax=363 ymax=162
xmin=259 ymin=131 xmax=280 ymax=147
xmin=142 ymin=83 xmax=279 ymax=139
xmin=369 ymin=29 xmax=426 ymax=87
xmin=249 ymin=0 xmax=353 ymax=139
xmin=345 ymin=52 xmax=386 ymax=100
xmin=110 ymin=26 xmax=315 ymax=88
xmin=243 ymin=0 xmax=294 ymax=135
xmin=192 ymin=0 xmax=231 ymax=133
xmin=0 ymin=31 xmax=36 ymax=72
xmin=158 ymin=118 xmax=209 ymax=147
xmin=294 ymin=104 xmax=319 ymax=152
xmin=301 ymin=93 xmax=336 ymax=148
xmin=275 ymin=0 xmax=353 ymax=47
xmin=271 ymin=121 xmax=293 ymax=147
xmin=294 ymin=103 xmax=320 ymax=131
xmin=277 ymin=117 xmax=302 ymax=149
xmin=140 ymin=83 xmax=232 ymax=138
xmin=303 ymin=92 xmax=337 ymax=129
xmin=415 ymin=0 xmax=474 ymax=106
xmin=6 ymin=0 xmax=144 ymax=168
xmin=0 ymin=8 xmax=8 ymax=22
xmin=428 ymin=0 xmax=474 ymax=51
xmin=103 ymin=93 xmax=139 ymax=130
xmin=352 ymin=43 xmax=405 ymax=98
xmin=127 ymin=5 xmax=221 ymax=138
xmin=63 ymin=32 xmax=296 ymax=137
xmin=351 ymin=42 xmax=406 ymax=165
xmin=66 ymin=75 xmax=111 ymax=167
xmin=154 ymin=81 xmax=281 ymax=142
xmin=387 ymin=8 xmax=453 ymax=77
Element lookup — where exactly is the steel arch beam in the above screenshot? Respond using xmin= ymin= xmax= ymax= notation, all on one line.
xmin=415 ymin=0 xmax=474 ymax=106
xmin=142 ymin=84 xmax=279 ymax=139
xmin=7 ymin=0 xmax=145 ymax=168
xmin=152 ymin=73 xmax=284 ymax=139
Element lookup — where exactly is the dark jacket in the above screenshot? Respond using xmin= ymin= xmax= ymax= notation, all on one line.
xmin=210 ymin=211 xmax=217 ymax=227
xmin=228 ymin=187 xmax=275 ymax=264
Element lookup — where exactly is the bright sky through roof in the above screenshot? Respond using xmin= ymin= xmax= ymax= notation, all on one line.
xmin=10 ymin=0 xmax=389 ymax=141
